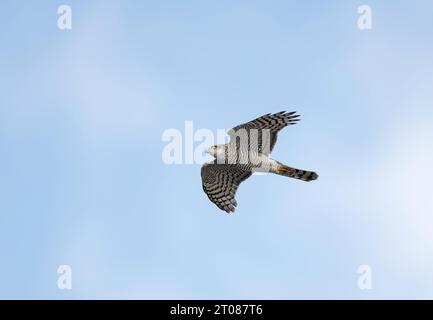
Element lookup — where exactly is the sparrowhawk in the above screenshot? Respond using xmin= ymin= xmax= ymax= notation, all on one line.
xmin=201 ymin=111 xmax=318 ymax=213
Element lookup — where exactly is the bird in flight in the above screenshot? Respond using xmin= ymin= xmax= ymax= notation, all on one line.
xmin=201 ymin=111 xmax=318 ymax=213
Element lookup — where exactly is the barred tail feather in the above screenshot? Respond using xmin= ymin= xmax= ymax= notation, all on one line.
xmin=275 ymin=164 xmax=318 ymax=182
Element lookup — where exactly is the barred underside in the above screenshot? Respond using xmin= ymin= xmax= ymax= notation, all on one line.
xmin=201 ymin=162 xmax=252 ymax=213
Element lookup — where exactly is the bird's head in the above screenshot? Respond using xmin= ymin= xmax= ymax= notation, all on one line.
xmin=207 ymin=145 xmax=223 ymax=157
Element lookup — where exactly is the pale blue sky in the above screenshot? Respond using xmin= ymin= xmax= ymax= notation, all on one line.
xmin=1 ymin=0 xmax=433 ymax=299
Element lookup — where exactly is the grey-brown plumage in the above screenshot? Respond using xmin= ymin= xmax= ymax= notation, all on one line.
xmin=228 ymin=110 xmax=300 ymax=155
xmin=201 ymin=111 xmax=318 ymax=213
xmin=201 ymin=163 xmax=252 ymax=212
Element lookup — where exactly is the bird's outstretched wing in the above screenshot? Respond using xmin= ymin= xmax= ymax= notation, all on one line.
xmin=201 ymin=162 xmax=252 ymax=213
xmin=228 ymin=111 xmax=300 ymax=155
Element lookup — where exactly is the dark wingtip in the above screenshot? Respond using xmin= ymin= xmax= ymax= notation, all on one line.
xmin=224 ymin=207 xmax=235 ymax=214
xmin=222 ymin=202 xmax=237 ymax=213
